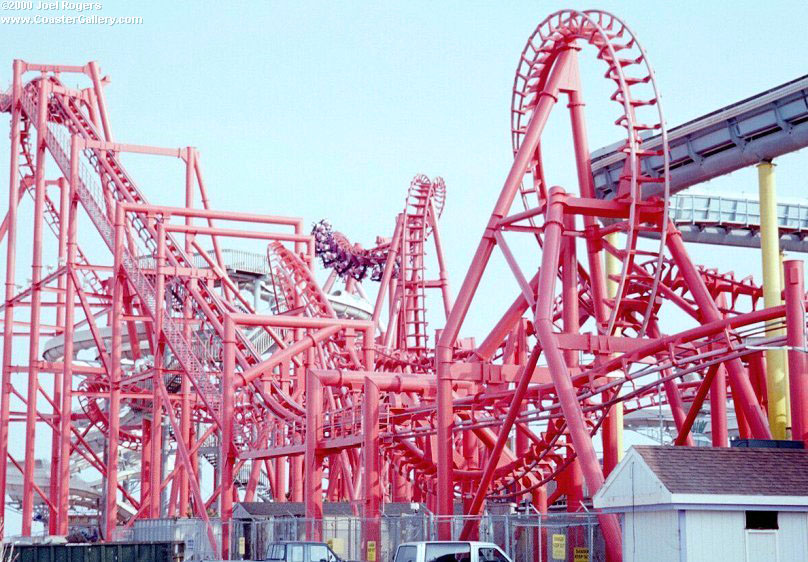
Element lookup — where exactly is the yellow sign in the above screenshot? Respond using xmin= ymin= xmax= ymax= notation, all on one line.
xmin=552 ymin=534 xmax=566 ymax=560
xmin=238 ymin=536 xmax=246 ymax=555
xmin=366 ymin=540 xmax=377 ymax=562
xmin=573 ymin=547 xmax=589 ymax=562
xmin=328 ymin=538 xmax=346 ymax=557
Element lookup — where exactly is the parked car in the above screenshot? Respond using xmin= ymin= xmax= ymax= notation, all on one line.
xmin=392 ymin=542 xmax=512 ymax=562
xmin=264 ymin=541 xmax=345 ymax=562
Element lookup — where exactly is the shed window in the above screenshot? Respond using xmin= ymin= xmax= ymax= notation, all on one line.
xmin=745 ymin=510 xmax=778 ymax=530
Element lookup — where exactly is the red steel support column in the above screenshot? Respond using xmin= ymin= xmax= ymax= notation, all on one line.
xmin=105 ymin=204 xmax=125 ymax=539
xmin=561 ymin=206 xmax=583 ymax=510
xmin=0 ymin=59 xmax=23 ymax=535
xmin=674 ymin=364 xmax=720 ymax=446
xmin=372 ymin=216 xmax=403 ymax=328
xmin=362 ymin=377 xmax=381 ymax=561
xmin=141 ymin=417 xmax=152 ymax=508
xmin=462 ymin=429 xmax=477 ymax=519
xmin=784 ymin=260 xmax=808 ymax=444
xmin=56 ymin=136 xmax=80 ymax=534
xmin=735 ymin=396 xmax=751 ymax=440
xmin=748 ymin=353 xmax=769 ymax=411
xmin=535 ymin=187 xmax=621 ymax=561
xmin=564 ymin=452 xmax=584 ymax=513
xmin=710 ymin=294 xmax=730 ymax=447
xmin=568 ymin=71 xmax=622 ymax=478
xmin=150 ymin=223 xmax=167 ymax=518
xmin=291 ymin=447 xmax=303 ymax=502
xmin=710 ymin=364 xmax=729 ymax=447
xmin=48 ymin=178 xmax=69 ymax=534
xmin=277 ymin=364 xmax=290 ymax=502
xmin=87 ymin=61 xmax=113 ymax=142
xmin=221 ymin=316 xmax=236 ymax=559
xmin=22 ymin=77 xmax=50 ymax=536
xmin=305 ymin=359 xmax=323 ymax=540
xmin=666 ymin=225 xmax=772 ymax=438
xmin=567 ymin=59 xmax=608 ymax=329
xmin=434 ymin=340 xmax=454 ymax=538
xmin=180 ymin=148 xmax=195 ymax=516
xmin=428 ymin=201 xmax=454 ymax=316
xmin=435 ymin=48 xmax=571 ymax=536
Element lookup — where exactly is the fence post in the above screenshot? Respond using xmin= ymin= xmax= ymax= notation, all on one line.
xmin=538 ymin=516 xmax=543 ymax=562
xmin=504 ymin=515 xmax=511 ymax=557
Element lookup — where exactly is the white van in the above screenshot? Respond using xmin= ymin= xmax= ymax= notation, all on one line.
xmin=392 ymin=542 xmax=512 ymax=562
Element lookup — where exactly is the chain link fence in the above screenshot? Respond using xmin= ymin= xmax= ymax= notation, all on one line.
xmin=117 ymin=512 xmax=604 ymax=561
xmin=119 ymin=517 xmax=223 ymax=561
xmin=234 ymin=513 xmax=603 ymax=562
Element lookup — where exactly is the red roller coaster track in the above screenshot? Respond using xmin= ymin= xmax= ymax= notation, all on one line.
xmin=0 ymin=9 xmax=806 ymax=562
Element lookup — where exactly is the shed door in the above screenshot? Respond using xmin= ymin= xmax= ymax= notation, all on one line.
xmin=746 ymin=530 xmax=778 ymax=561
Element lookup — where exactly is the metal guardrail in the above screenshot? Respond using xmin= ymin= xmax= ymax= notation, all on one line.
xmin=639 ymin=193 xmax=808 ymax=252
xmin=137 ymin=249 xmax=272 ymax=277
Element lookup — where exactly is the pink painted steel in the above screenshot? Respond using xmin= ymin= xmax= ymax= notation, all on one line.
xmin=221 ymin=316 xmax=236 ymax=558
xmin=535 ymin=188 xmax=620 ymax=559
xmin=21 ymin=77 xmax=49 ymax=536
xmin=785 ymin=260 xmax=808 ymax=444
xmin=362 ymin=377 xmax=381 ymax=557
xmin=666 ymin=227 xmax=772 ymax=439
xmin=0 ymin=58 xmax=23 ymax=532
xmin=0 ymin=10 xmax=800 ymax=560
xmin=710 ymin=364 xmax=729 ymax=447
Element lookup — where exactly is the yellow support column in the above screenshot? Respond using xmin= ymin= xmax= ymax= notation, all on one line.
xmin=605 ymin=232 xmax=624 ymax=462
xmin=758 ymin=161 xmax=790 ymax=439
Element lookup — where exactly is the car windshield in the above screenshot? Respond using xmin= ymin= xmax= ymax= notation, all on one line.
xmin=425 ymin=543 xmax=471 ymax=562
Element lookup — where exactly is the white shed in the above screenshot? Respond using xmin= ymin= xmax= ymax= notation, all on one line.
xmin=593 ymin=445 xmax=808 ymax=562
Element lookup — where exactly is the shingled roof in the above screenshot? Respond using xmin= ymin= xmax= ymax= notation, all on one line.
xmin=633 ymin=445 xmax=808 ymax=496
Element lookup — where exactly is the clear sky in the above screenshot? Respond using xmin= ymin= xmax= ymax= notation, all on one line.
xmin=0 ymin=0 xmax=807 ymax=536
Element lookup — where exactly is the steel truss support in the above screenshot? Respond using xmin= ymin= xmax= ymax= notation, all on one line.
xmin=785 ymin=260 xmax=808 ymax=444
